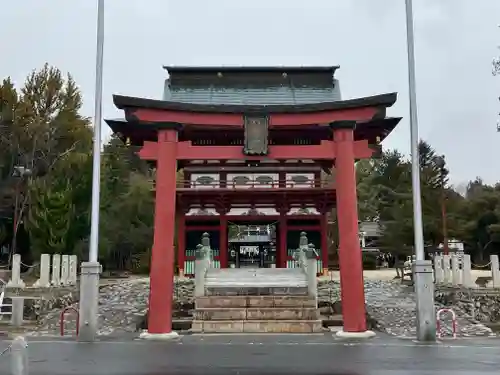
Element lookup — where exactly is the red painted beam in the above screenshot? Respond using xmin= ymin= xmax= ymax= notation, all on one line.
xmin=287 ymin=225 xmax=321 ymax=230
xmin=269 ymin=107 xmax=379 ymax=126
xmin=185 ymin=225 xmax=220 ymax=231
xmin=139 ymin=140 xmax=373 ymax=161
xmin=177 ymin=141 xmax=334 ymax=160
xmin=353 ymin=140 xmax=374 ymax=158
xmin=128 ymin=106 xmax=379 ymax=127
xmin=138 ymin=141 xmax=158 ymax=159
xmin=129 ymin=108 xmax=244 ymax=126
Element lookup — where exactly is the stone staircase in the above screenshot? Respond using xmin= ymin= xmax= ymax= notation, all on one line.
xmin=193 ymin=268 xmax=322 ymax=333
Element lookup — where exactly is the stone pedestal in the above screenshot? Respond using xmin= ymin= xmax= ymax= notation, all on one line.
xmin=194 ymin=243 xmax=208 ymax=297
xmin=304 ymin=244 xmax=318 ymax=305
xmin=139 ymin=331 xmax=179 ymax=340
xmin=51 ymin=254 xmax=61 ymax=286
xmin=7 ymin=254 xmax=25 ymax=288
xmin=34 ymin=254 xmax=51 ymax=288
xmin=413 ymin=260 xmax=436 ymax=342
xmin=78 ymin=262 xmax=101 ymax=342
xmin=336 ymin=330 xmax=376 ymax=339
xmin=10 ymin=297 xmax=24 ymax=327
xmin=10 ymin=336 xmax=28 ymax=375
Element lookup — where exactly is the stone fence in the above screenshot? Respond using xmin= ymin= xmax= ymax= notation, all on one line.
xmin=434 ymin=254 xmax=500 ymax=288
xmin=5 ymin=253 xmax=78 ymax=289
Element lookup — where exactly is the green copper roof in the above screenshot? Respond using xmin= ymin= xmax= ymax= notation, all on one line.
xmin=162 ymin=66 xmax=342 ymax=105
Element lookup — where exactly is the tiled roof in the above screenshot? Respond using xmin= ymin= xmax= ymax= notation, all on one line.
xmin=163 ymin=66 xmax=341 ymax=105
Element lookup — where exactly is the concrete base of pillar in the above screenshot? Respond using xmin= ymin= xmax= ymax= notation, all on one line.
xmin=139 ymin=331 xmax=179 ymax=341
xmin=413 ymin=260 xmax=437 ymax=342
xmin=335 ymin=330 xmax=376 ymax=339
xmin=78 ymin=262 xmax=101 ymax=342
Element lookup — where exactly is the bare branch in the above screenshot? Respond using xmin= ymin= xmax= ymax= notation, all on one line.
xmin=47 ymin=140 xmax=80 ymax=171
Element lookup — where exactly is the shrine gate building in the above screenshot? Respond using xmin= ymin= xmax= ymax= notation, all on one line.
xmin=106 ymin=66 xmax=401 ymax=337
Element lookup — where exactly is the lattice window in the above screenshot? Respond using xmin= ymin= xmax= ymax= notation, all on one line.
xmin=297 ymin=208 xmax=311 ymax=215
xmin=290 ymin=175 xmax=309 ymax=184
xmin=233 ymin=176 xmax=250 ymax=186
xmin=196 ymin=176 xmax=215 ymax=186
xmin=255 ymin=175 xmax=273 ymax=185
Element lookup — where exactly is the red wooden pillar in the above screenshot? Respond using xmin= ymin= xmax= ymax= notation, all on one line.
xmin=219 ymin=215 xmax=228 ymax=268
xmin=220 ymin=171 xmax=227 ymax=188
xmin=332 ymin=121 xmax=367 ymax=333
xmin=148 ymin=128 xmax=178 ymax=335
xmin=183 ymin=171 xmax=191 ymax=188
xmin=278 ymin=171 xmax=286 ymax=188
xmin=279 ymin=214 xmax=287 ymax=268
xmin=177 ymin=213 xmax=186 ymax=276
xmin=320 ymin=213 xmax=329 ymax=273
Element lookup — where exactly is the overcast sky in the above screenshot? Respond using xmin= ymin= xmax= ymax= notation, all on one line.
xmin=1 ymin=0 xmax=499 ymax=187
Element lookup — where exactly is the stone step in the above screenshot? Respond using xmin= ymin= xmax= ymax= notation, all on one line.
xmin=191 ymin=319 xmax=323 ymax=333
xmin=205 ymin=286 xmax=308 ymax=296
xmin=205 ymin=281 xmax=307 ymax=288
xmin=207 ymin=268 xmax=303 ymax=275
xmin=205 ymin=268 xmax=307 ymax=288
xmin=196 ymin=295 xmax=316 ymax=309
xmin=195 ymin=307 xmax=319 ymax=321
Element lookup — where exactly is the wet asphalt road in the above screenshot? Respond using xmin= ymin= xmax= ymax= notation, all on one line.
xmin=0 ymin=334 xmax=499 ymax=374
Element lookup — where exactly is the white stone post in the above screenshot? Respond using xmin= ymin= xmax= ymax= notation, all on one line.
xmin=491 ymin=255 xmax=500 ymax=288
xmin=462 ymin=254 xmax=473 ymax=288
xmin=10 ymin=336 xmax=28 ymax=375
xmin=10 ymin=297 xmax=24 ymax=327
xmin=305 ymin=244 xmax=318 ymax=306
xmin=68 ymin=255 xmax=78 ymax=285
xmin=451 ymin=254 xmax=461 ymax=286
xmin=60 ymin=255 xmax=69 ymax=286
xmin=7 ymin=254 xmax=25 ymax=288
xmin=51 ymin=254 xmax=61 ymax=286
xmin=442 ymin=254 xmax=451 ymax=284
xmin=434 ymin=255 xmax=444 ymax=283
xmin=33 ymin=254 xmax=51 ymax=288
xmin=194 ymin=244 xmax=206 ymax=297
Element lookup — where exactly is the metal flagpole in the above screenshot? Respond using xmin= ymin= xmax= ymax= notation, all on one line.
xmin=404 ymin=0 xmax=436 ymax=342
xmin=79 ymin=0 xmax=105 ymax=342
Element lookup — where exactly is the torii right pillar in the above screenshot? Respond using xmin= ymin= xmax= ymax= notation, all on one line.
xmin=332 ymin=121 xmax=375 ymax=339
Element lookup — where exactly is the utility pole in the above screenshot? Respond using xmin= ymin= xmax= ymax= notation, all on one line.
xmin=79 ymin=0 xmax=105 ymax=342
xmin=404 ymin=0 xmax=436 ymax=342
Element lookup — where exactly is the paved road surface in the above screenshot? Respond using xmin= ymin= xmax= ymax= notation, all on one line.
xmin=0 ymin=334 xmax=499 ymax=374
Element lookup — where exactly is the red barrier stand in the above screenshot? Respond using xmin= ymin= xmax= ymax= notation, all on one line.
xmin=60 ymin=306 xmax=80 ymax=337
xmin=436 ymin=308 xmax=457 ymax=339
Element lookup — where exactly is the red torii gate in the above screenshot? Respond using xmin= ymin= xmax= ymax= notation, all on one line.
xmin=107 ymin=76 xmax=400 ymax=339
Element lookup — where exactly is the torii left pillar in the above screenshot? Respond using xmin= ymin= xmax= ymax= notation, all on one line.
xmin=140 ymin=128 xmax=179 ymax=340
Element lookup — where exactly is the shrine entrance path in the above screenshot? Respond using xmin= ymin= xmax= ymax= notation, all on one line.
xmin=1 ymin=334 xmax=499 ymax=374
